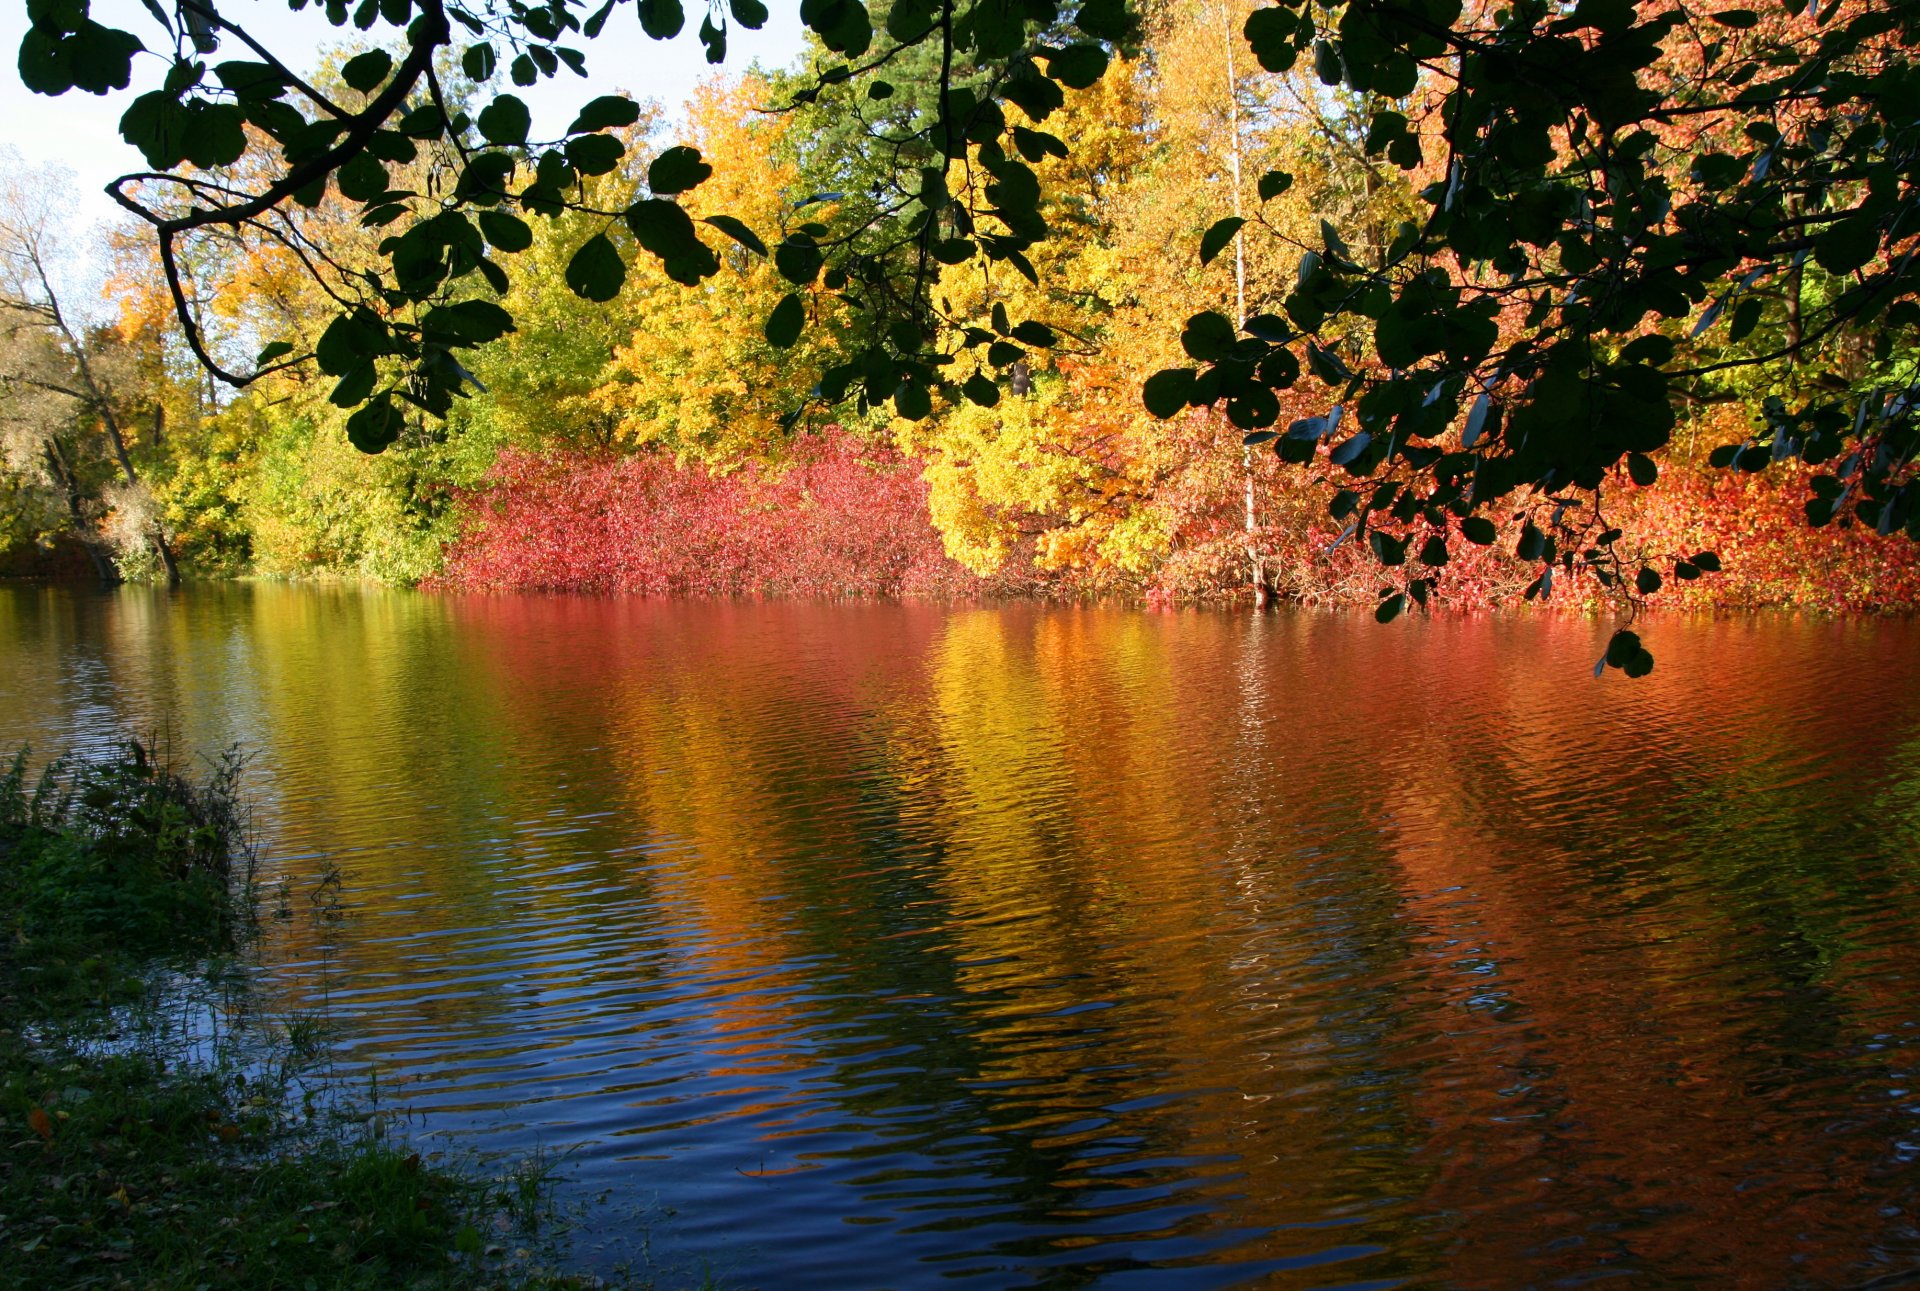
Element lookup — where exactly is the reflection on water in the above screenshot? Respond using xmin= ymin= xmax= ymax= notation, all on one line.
xmin=4 ymin=584 xmax=1920 ymax=1286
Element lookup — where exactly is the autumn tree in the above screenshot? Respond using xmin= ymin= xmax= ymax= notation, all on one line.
xmin=18 ymin=0 xmax=1920 ymax=663
xmin=1150 ymin=0 xmax=1919 ymax=670
xmin=0 ymin=163 xmax=181 ymax=583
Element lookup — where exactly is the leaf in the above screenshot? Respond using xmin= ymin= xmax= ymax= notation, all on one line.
xmin=639 ymin=0 xmax=685 ymax=38
xmin=1200 ymin=217 xmax=1244 ymax=266
xmin=1011 ymin=320 xmax=1055 ymax=347
xmin=1043 ymin=43 xmax=1109 ymax=89
xmin=254 ymin=340 xmax=294 ymax=365
xmin=1244 ymin=7 xmax=1298 ymax=73
xmin=329 ymin=360 xmax=376 ymax=408
xmin=568 ymin=94 xmax=640 ymax=132
xmin=1627 ymin=452 xmax=1657 ymax=486
xmin=1376 ymin=592 xmax=1406 ymax=624
xmin=730 ymin=0 xmax=770 ymax=27
xmin=1814 ymin=213 xmax=1880 ymax=277
xmin=314 ymin=313 xmax=382 ymax=376
xmin=1328 ymin=432 xmax=1372 ymax=467
xmin=1604 ymin=629 xmax=1641 ymax=669
xmin=341 ymin=49 xmax=392 ymax=93
xmin=1461 ymin=516 xmax=1497 ymax=545
xmin=765 ymin=292 xmax=804 ymax=348
xmin=1461 ymin=391 xmax=1490 ymax=447
xmin=565 ymin=133 xmax=625 ymax=175
xmin=1257 ymin=169 xmax=1293 ymax=202
xmin=462 ymin=43 xmax=495 ymax=81
xmin=649 ymin=145 xmax=712 ymax=194
xmin=1691 ymin=550 xmax=1722 ymax=572
xmin=625 ymin=199 xmax=705 ymax=262
xmin=27 ymin=1106 xmax=53 ymax=1140
xmin=476 ymin=94 xmax=531 ymax=146
xmin=894 ymin=379 xmax=932 ymax=421
xmin=703 ymin=214 xmax=767 ymax=256
xmin=1012 ymin=127 xmax=1068 ymax=162
xmin=478 ymin=210 xmax=533 ymax=252
xmin=565 ymin=232 xmax=626 ymax=302
xmin=345 ymin=395 xmax=403 ymax=453
xmin=1180 ymin=311 xmax=1236 ymax=362
xmin=699 ymin=12 xmax=726 ymax=62
xmin=1636 ymin=566 xmax=1662 ymax=595
xmin=1143 ymin=368 xmax=1197 ymax=418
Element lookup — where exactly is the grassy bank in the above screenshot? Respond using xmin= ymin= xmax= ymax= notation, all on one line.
xmin=0 ymin=743 xmax=592 ymax=1290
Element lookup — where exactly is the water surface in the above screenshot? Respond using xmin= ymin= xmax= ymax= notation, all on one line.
xmin=3 ymin=585 xmax=1919 ymax=1287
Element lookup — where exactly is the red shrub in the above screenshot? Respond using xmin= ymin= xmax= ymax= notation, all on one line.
xmin=430 ymin=430 xmax=1001 ymax=599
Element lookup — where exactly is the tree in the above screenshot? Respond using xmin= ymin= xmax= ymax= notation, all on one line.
xmin=1150 ymin=0 xmax=1920 ymax=671
xmin=18 ymin=0 xmax=1125 ymax=446
xmin=0 ymin=163 xmax=181 ymax=583
xmin=19 ymin=0 xmax=1919 ymax=668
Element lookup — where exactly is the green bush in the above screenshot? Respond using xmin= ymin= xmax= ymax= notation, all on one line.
xmin=0 ymin=741 xmax=252 ymax=958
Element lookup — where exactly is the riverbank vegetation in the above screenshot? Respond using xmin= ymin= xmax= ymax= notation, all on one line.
xmin=2 ymin=0 xmax=1916 ymax=618
xmin=0 ymin=743 xmax=591 ymax=1289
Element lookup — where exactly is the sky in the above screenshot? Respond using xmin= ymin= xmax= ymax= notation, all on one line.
xmin=0 ymin=0 xmax=810 ymax=265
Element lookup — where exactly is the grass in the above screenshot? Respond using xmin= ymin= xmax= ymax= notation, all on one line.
xmin=0 ymin=741 xmax=601 ymax=1291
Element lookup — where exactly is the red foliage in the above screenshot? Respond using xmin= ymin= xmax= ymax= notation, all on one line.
xmin=431 ymin=429 xmax=1004 ymax=599
xmin=435 ymin=428 xmax=1917 ymax=616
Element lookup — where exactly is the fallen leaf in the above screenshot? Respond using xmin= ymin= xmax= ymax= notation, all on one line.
xmin=27 ymin=1108 xmax=52 ymax=1141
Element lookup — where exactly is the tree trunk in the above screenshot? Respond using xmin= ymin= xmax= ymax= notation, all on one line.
xmin=44 ymin=439 xmax=118 ymax=587
xmin=26 ymin=246 xmax=181 ymax=586
xmin=1222 ymin=0 xmax=1271 ymax=609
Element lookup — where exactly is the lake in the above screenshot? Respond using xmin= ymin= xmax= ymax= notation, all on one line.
xmin=3 ymin=583 xmax=1919 ymax=1287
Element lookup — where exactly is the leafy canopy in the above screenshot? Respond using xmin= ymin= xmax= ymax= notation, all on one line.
xmin=17 ymin=0 xmax=1920 ymax=671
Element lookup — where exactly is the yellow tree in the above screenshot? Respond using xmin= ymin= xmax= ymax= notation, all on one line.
xmin=583 ymin=77 xmax=845 ymax=465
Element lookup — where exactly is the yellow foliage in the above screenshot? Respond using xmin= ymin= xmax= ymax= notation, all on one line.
xmin=586 ymin=77 xmax=844 ymax=464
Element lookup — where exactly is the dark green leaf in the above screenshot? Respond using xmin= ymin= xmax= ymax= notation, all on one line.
xmin=565 ymin=232 xmax=626 ymax=302
xmin=639 ymin=0 xmax=685 ymax=38
xmin=1200 ymin=217 xmax=1244 ymax=266
xmin=476 ymin=94 xmax=531 ymax=145
xmin=1043 ymin=43 xmax=1109 ymax=89
xmin=1180 ymin=311 xmax=1236 ymax=362
xmin=478 ymin=210 xmax=533 ymax=252
xmin=345 ymin=395 xmax=403 ymax=453
xmin=462 ymin=43 xmax=495 ymax=81
xmin=341 ymin=49 xmax=392 ymax=92
xmin=568 ymin=94 xmax=640 ymax=132
xmin=1244 ymin=7 xmax=1297 ymax=73
xmin=1257 ymin=169 xmax=1292 ymax=200
xmin=765 ymin=292 xmax=804 ymax=348
xmin=566 ymin=133 xmax=625 ymax=174
xmin=1011 ymin=320 xmax=1055 ymax=347
xmin=1143 ymin=368 xmax=1196 ymax=418
xmin=704 ymin=214 xmax=767 ymax=256
xmin=648 ymin=145 xmax=712 ymax=194
xmin=1604 ymin=629 xmax=1641 ymax=668
xmin=895 ymin=379 xmax=931 ymax=420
